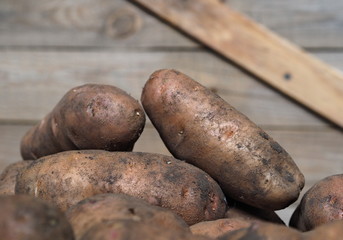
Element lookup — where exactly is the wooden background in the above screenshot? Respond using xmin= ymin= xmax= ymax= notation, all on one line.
xmin=0 ymin=0 xmax=342 ymax=223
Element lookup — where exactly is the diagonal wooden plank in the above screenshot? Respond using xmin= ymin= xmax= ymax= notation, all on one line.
xmin=131 ymin=0 xmax=343 ymax=128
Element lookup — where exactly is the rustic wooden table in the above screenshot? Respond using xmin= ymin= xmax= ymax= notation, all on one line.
xmin=0 ymin=0 xmax=342 ymax=223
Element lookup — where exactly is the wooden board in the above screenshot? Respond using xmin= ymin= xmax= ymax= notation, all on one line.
xmin=2 ymin=50 xmax=343 ymax=127
xmin=132 ymin=0 xmax=343 ymax=128
xmin=0 ymin=0 xmax=343 ymax=48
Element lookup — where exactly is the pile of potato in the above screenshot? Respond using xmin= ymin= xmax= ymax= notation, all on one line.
xmin=0 ymin=69 xmax=342 ymax=240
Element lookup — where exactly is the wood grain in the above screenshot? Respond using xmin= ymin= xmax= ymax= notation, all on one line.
xmin=3 ymin=51 xmax=342 ymax=126
xmin=0 ymin=0 xmax=342 ymax=48
xmin=132 ymin=0 xmax=343 ymax=128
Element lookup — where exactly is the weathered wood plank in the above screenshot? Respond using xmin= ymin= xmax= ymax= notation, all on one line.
xmin=225 ymin=0 xmax=343 ymax=49
xmin=133 ymin=0 xmax=343 ymax=127
xmin=2 ymin=50 xmax=343 ymax=127
xmin=0 ymin=0 xmax=342 ymax=48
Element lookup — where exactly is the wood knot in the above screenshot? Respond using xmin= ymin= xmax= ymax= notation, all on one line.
xmin=105 ymin=8 xmax=142 ymax=39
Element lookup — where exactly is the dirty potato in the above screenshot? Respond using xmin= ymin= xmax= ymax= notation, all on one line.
xmin=302 ymin=220 xmax=343 ymax=240
xmin=225 ymin=201 xmax=284 ymax=224
xmin=218 ymin=221 xmax=302 ymax=240
xmin=190 ymin=218 xmax=252 ymax=239
xmin=80 ymin=219 xmax=211 ymax=240
xmin=141 ymin=69 xmax=304 ymax=210
xmin=66 ymin=193 xmax=190 ymax=239
xmin=16 ymin=150 xmax=227 ymax=225
xmin=0 ymin=160 xmax=33 ymax=195
xmin=0 ymin=195 xmax=74 ymax=240
xmin=21 ymin=84 xmax=145 ymax=160
xmin=290 ymin=174 xmax=343 ymax=231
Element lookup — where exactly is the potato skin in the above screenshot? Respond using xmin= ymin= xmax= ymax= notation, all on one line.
xmin=190 ymin=218 xmax=252 ymax=239
xmin=141 ymin=69 xmax=304 ymax=210
xmin=302 ymin=220 xmax=343 ymax=240
xmin=290 ymin=174 xmax=343 ymax=231
xmin=20 ymin=84 xmax=145 ymax=160
xmin=218 ymin=221 xmax=302 ymax=240
xmin=80 ymin=219 xmax=211 ymax=240
xmin=16 ymin=150 xmax=227 ymax=225
xmin=225 ymin=201 xmax=285 ymax=225
xmin=0 ymin=160 xmax=33 ymax=195
xmin=0 ymin=195 xmax=74 ymax=240
xmin=66 ymin=193 xmax=190 ymax=239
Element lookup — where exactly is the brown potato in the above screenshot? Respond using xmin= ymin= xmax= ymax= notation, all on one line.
xmin=290 ymin=174 xmax=343 ymax=231
xmin=190 ymin=218 xmax=252 ymax=239
xmin=141 ymin=69 xmax=305 ymax=210
xmin=20 ymin=84 xmax=145 ymax=160
xmin=16 ymin=150 xmax=227 ymax=225
xmin=0 ymin=160 xmax=33 ymax=195
xmin=0 ymin=195 xmax=74 ymax=240
xmin=66 ymin=193 xmax=190 ymax=239
xmin=302 ymin=220 xmax=343 ymax=240
xmin=225 ymin=201 xmax=285 ymax=224
xmin=80 ymin=219 xmax=211 ymax=240
xmin=218 ymin=221 xmax=302 ymax=240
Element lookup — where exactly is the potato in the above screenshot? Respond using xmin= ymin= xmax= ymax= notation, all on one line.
xmin=66 ymin=193 xmax=190 ymax=239
xmin=16 ymin=150 xmax=227 ymax=225
xmin=218 ymin=221 xmax=302 ymax=240
xmin=225 ymin=201 xmax=285 ymax=224
xmin=0 ymin=160 xmax=33 ymax=195
xmin=141 ymin=69 xmax=304 ymax=210
xmin=0 ymin=195 xmax=74 ymax=240
xmin=290 ymin=174 xmax=343 ymax=231
xmin=20 ymin=84 xmax=145 ymax=160
xmin=191 ymin=201 xmax=285 ymax=239
xmin=79 ymin=219 xmax=211 ymax=240
xmin=302 ymin=220 xmax=343 ymax=240
xmin=190 ymin=218 xmax=252 ymax=239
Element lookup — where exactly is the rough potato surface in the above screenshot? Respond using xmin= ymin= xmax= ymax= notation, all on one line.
xmin=190 ymin=218 xmax=252 ymax=239
xmin=302 ymin=220 xmax=343 ymax=240
xmin=15 ymin=150 xmax=227 ymax=225
xmin=225 ymin=201 xmax=285 ymax=224
xmin=66 ymin=193 xmax=190 ymax=239
xmin=80 ymin=219 xmax=211 ymax=240
xmin=290 ymin=174 xmax=343 ymax=231
xmin=141 ymin=69 xmax=305 ymax=210
xmin=218 ymin=221 xmax=302 ymax=240
xmin=0 ymin=161 xmax=33 ymax=195
xmin=0 ymin=195 xmax=74 ymax=240
xmin=21 ymin=84 xmax=145 ymax=160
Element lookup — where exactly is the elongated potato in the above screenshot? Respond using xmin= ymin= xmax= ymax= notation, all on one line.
xmin=218 ymin=221 xmax=302 ymax=240
xmin=141 ymin=69 xmax=305 ymax=210
xmin=16 ymin=150 xmax=227 ymax=225
xmin=80 ymin=219 xmax=211 ymax=240
xmin=0 ymin=160 xmax=33 ymax=195
xmin=0 ymin=195 xmax=74 ymax=240
xmin=225 ymin=201 xmax=285 ymax=224
xmin=21 ymin=84 xmax=145 ymax=160
xmin=290 ymin=174 xmax=343 ymax=231
xmin=190 ymin=218 xmax=252 ymax=239
xmin=66 ymin=193 xmax=190 ymax=239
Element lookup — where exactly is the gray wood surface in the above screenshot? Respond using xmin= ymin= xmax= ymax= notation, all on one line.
xmin=1 ymin=51 xmax=342 ymax=127
xmin=0 ymin=0 xmax=342 ymax=48
xmin=0 ymin=0 xmax=342 ymax=224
